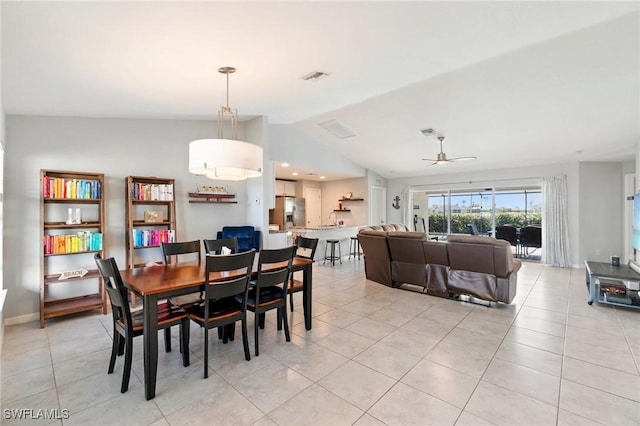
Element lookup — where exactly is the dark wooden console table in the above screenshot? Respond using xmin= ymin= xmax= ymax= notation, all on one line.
xmin=584 ymin=261 xmax=640 ymax=308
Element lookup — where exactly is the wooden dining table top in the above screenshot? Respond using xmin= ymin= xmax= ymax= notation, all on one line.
xmin=120 ymin=256 xmax=313 ymax=296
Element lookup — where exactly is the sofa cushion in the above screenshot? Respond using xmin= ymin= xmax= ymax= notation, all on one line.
xmin=446 ymin=234 xmax=515 ymax=278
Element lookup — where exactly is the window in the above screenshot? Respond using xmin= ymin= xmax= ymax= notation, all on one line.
xmin=416 ymin=186 xmax=541 ymax=239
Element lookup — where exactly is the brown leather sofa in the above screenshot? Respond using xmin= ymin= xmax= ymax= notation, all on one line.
xmin=357 ymin=224 xmax=412 ymax=287
xmin=446 ymin=235 xmax=520 ymax=303
xmin=358 ymin=227 xmax=521 ymax=304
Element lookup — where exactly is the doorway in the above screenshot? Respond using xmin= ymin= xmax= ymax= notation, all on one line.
xmin=304 ymin=188 xmax=322 ymax=227
xmin=369 ymin=186 xmax=386 ymax=226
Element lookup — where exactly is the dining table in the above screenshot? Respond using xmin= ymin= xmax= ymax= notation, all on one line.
xmin=120 ymin=255 xmax=314 ymax=400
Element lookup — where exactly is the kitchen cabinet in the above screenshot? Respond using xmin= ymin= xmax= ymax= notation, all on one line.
xmin=275 ymin=179 xmax=296 ymax=196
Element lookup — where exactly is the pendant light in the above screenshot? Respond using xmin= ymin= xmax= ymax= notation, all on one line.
xmin=189 ymin=67 xmax=263 ymax=181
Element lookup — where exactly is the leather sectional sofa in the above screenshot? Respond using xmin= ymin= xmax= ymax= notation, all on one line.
xmin=357 ymin=225 xmax=521 ymax=304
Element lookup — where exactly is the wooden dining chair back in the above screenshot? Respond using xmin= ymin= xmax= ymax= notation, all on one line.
xmin=289 ymin=236 xmax=319 ymax=311
xmin=237 ymin=245 xmax=297 ymax=356
xmin=94 ymin=254 xmax=190 ymax=393
xmin=203 ymin=237 xmax=239 ymax=254
xmin=161 ymin=240 xmax=201 ymax=264
xmin=184 ymin=249 xmax=256 ymax=378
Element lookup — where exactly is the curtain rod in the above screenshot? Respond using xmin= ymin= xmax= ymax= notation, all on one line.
xmin=410 ymin=176 xmax=541 ymax=189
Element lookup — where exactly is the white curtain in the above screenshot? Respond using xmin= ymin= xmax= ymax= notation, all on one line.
xmin=400 ymin=186 xmax=412 ymax=228
xmin=542 ymin=175 xmax=572 ymax=267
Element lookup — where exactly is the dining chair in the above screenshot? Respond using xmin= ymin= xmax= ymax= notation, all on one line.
xmin=495 ymin=225 xmax=519 ymax=257
xmin=289 ymin=236 xmax=318 ymax=312
xmin=236 ymin=245 xmax=297 ymax=356
xmin=162 ymin=240 xmax=203 ymax=309
xmin=94 ymin=254 xmax=190 ymax=393
xmin=161 ymin=240 xmax=201 ymax=264
xmin=519 ymin=225 xmax=542 ymax=257
xmin=183 ymin=249 xmax=256 ymax=378
xmin=203 ymin=237 xmax=239 ymax=254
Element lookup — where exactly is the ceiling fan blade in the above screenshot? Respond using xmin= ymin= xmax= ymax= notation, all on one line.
xmin=421 ymin=158 xmax=438 ymax=162
xmin=448 ymin=156 xmax=477 ymax=162
xmin=425 ymin=161 xmax=438 ymax=167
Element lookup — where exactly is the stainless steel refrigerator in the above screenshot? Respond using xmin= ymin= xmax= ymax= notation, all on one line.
xmin=270 ymin=196 xmax=305 ymax=230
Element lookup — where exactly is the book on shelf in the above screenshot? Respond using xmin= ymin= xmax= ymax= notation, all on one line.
xmin=43 ymin=176 xmax=101 ymax=200
xmin=43 ymin=232 xmax=103 ymax=254
xmin=131 ymin=229 xmax=175 ymax=248
xmin=131 ymin=183 xmax=174 ymax=201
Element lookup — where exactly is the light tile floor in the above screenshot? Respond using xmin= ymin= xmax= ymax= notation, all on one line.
xmin=2 ymin=260 xmax=639 ymax=425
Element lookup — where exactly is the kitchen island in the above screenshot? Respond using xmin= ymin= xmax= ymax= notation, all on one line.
xmin=292 ymin=225 xmax=365 ymax=262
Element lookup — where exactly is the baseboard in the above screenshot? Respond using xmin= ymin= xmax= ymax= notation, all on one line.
xmin=5 ymin=312 xmax=39 ymax=326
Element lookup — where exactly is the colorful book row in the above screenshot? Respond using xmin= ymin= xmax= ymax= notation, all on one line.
xmin=132 ymin=229 xmax=175 ymax=248
xmin=43 ymin=232 xmax=103 ymax=255
xmin=43 ymin=176 xmax=101 ymax=200
xmin=131 ymin=183 xmax=174 ymax=201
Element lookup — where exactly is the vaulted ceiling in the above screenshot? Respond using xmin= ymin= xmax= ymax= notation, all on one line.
xmin=3 ymin=1 xmax=639 ymax=180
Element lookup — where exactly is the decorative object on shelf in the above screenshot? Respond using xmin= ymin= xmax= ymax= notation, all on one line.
xmin=65 ymin=207 xmax=82 ymax=224
xmin=345 ymin=192 xmax=353 ymax=199
xmin=421 ymin=133 xmax=477 ymax=166
xmin=144 ymin=211 xmax=163 ymax=223
xmin=58 ymin=268 xmax=88 ymax=280
xmin=392 ymin=195 xmax=401 ymax=210
xmin=188 ymin=66 xmax=263 ymax=181
xmin=195 ymin=183 xmax=229 ymax=194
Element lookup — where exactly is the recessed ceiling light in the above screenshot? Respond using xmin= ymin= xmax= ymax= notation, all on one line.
xmin=292 ymin=172 xmax=299 ymax=176
xmin=320 ymin=176 xmax=326 ymax=179
xmin=281 ymin=162 xmax=290 ymax=167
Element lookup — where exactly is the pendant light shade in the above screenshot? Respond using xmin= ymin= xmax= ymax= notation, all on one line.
xmin=188 ymin=67 xmax=263 ymax=181
xmin=189 ymin=138 xmax=263 ymax=181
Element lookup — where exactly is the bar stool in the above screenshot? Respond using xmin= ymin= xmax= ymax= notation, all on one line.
xmin=323 ymin=239 xmax=342 ymax=266
xmin=348 ymin=236 xmax=361 ymax=260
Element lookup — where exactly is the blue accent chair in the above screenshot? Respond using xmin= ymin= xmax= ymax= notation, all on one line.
xmin=217 ymin=226 xmax=262 ymax=252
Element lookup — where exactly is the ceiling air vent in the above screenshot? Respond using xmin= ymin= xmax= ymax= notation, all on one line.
xmin=301 ymin=71 xmax=329 ymax=81
xmin=420 ymin=128 xmax=436 ymax=136
xmin=319 ymin=120 xmax=356 ymax=139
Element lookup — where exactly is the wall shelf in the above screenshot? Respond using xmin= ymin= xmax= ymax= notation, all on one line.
xmin=188 ymin=192 xmax=237 ymax=203
xmin=333 ymin=209 xmax=351 ymax=212
xmin=339 ymin=198 xmax=364 ymax=201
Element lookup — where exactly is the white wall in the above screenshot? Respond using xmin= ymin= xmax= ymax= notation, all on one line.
xmin=578 ymin=162 xmax=625 ymax=263
xmin=0 ymin=0 xmax=5 ymax=350
xmin=269 ymin=124 xmax=366 ymax=177
xmin=4 ymin=115 xmax=265 ymax=319
xmin=320 ymin=177 xmax=369 ymax=226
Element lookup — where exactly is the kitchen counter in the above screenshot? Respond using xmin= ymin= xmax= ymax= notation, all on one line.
xmin=292 ymin=226 xmax=365 ymax=261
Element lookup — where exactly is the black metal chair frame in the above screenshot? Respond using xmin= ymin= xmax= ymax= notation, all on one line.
xmin=495 ymin=225 xmax=520 ymax=257
xmin=520 ymin=225 xmax=542 ymax=257
xmin=203 ymin=237 xmax=239 ymax=255
xmin=289 ymin=236 xmax=318 ymax=311
xmin=94 ymin=254 xmax=190 ymax=393
xmin=185 ymin=250 xmax=255 ymax=378
xmin=240 ymin=246 xmax=296 ymax=356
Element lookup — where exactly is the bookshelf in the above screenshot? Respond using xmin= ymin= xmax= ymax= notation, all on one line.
xmin=125 ymin=176 xmax=177 ymax=269
xmin=40 ymin=169 xmax=107 ymax=328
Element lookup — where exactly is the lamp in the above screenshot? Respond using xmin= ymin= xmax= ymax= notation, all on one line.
xmin=189 ymin=67 xmax=263 ymax=181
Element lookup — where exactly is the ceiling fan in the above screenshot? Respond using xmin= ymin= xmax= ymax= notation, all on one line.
xmin=422 ymin=135 xmax=477 ymax=166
